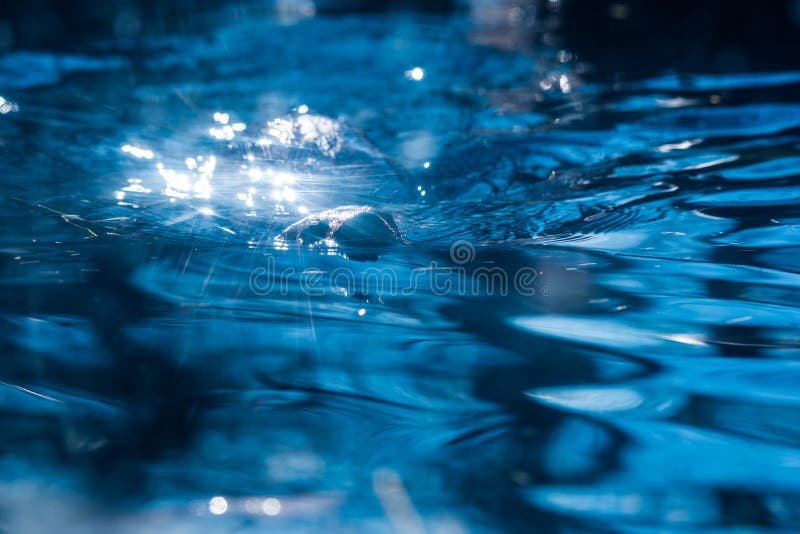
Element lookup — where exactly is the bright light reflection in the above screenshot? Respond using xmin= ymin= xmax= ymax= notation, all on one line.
xmin=208 ymin=496 xmax=228 ymax=515
xmin=272 ymin=171 xmax=296 ymax=186
xmin=267 ymin=118 xmax=294 ymax=144
xmin=199 ymin=156 xmax=216 ymax=175
xmin=0 ymin=96 xmax=19 ymax=114
xmin=236 ymin=191 xmax=255 ymax=208
xmin=659 ymin=333 xmax=707 ymax=346
xmin=656 ymin=97 xmax=696 ymax=108
xmin=263 ymin=114 xmax=342 ymax=156
xmin=210 ymin=113 xmax=246 ymax=141
xmin=122 ymin=178 xmax=151 ymax=193
xmin=528 ymin=387 xmax=644 ymax=413
xmin=271 ymin=186 xmax=297 ymax=202
xmin=539 ymin=72 xmax=574 ymax=94
xmin=194 ymin=178 xmax=211 ymax=199
xmin=262 ymin=497 xmax=282 ymax=516
xmin=209 ymin=125 xmax=235 ymax=140
xmin=115 ymin=113 xmax=335 ymax=216
xmin=121 ymin=144 xmax=154 ymax=159
xmin=559 ymin=74 xmax=571 ymax=93
xmin=158 ymin=163 xmax=191 ymax=199
xmin=657 ymin=139 xmax=703 ymax=153
xmin=405 ymin=67 xmax=425 ymax=81
xmin=154 ymin=154 xmax=214 ymax=200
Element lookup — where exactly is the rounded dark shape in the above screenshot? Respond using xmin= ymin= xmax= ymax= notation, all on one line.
xmin=279 ymin=206 xmax=403 ymax=258
xmin=332 ymin=210 xmax=400 ymax=248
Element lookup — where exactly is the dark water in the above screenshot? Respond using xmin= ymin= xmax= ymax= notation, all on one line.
xmin=2 ymin=2 xmax=800 ymax=532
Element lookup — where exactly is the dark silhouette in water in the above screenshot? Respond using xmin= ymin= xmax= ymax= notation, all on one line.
xmin=280 ymin=205 xmax=404 ymax=260
xmin=0 ymin=239 xmax=212 ymax=500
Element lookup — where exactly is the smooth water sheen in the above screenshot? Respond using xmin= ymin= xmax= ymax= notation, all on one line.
xmin=2 ymin=3 xmax=800 ymax=533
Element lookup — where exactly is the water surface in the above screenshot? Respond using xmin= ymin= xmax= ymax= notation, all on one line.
xmin=2 ymin=2 xmax=800 ymax=532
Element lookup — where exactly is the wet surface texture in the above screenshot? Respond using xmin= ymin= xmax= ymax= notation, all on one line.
xmin=2 ymin=1 xmax=800 ymax=532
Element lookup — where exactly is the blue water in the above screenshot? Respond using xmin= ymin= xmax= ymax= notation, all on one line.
xmin=2 ymin=3 xmax=800 ymax=532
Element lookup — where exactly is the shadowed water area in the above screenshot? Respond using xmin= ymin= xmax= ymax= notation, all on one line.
xmin=1 ymin=1 xmax=800 ymax=532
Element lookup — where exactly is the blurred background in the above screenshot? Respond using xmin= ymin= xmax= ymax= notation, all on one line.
xmin=4 ymin=0 xmax=800 ymax=75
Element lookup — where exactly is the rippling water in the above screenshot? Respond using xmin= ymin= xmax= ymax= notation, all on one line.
xmin=2 ymin=2 xmax=800 ymax=532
